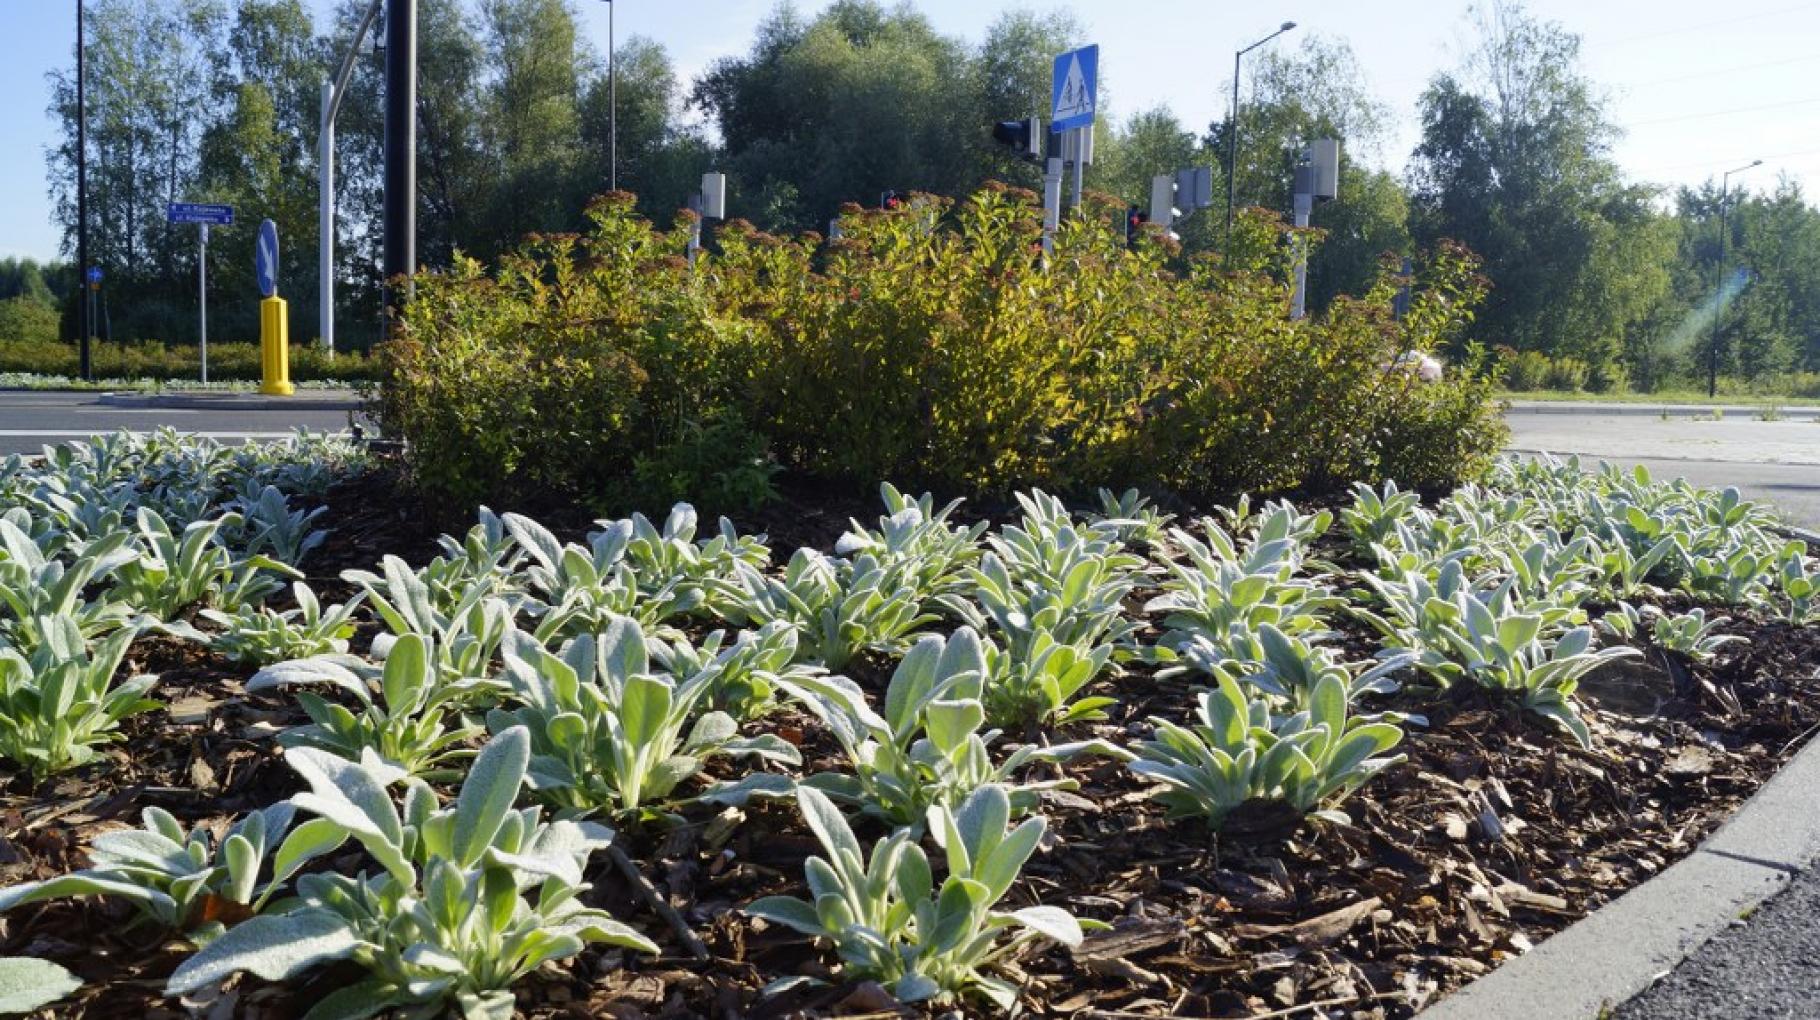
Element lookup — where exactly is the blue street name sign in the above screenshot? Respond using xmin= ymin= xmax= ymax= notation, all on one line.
xmin=1051 ymin=44 xmax=1099 ymax=133
xmin=167 ymin=202 xmax=235 ymax=226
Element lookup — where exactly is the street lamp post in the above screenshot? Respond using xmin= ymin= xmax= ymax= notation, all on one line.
xmin=1225 ymin=20 xmax=1296 ymax=238
xmin=1709 ymin=158 xmax=1762 ymax=398
xmin=598 ymin=0 xmax=616 ymax=192
xmin=319 ymin=0 xmax=383 ymax=359
xmin=76 ymin=0 xmax=90 ymax=381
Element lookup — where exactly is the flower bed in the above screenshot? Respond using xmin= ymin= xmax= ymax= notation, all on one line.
xmin=0 ymin=434 xmax=1813 ymax=1017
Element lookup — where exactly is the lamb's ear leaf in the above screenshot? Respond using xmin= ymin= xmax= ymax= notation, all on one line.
xmin=164 ymin=909 xmax=360 ymax=997
xmin=0 ymin=957 xmax=82 ymax=1014
xmin=452 ymin=727 xmax=531 ymax=868
xmin=298 ymin=979 xmax=401 ymax=1020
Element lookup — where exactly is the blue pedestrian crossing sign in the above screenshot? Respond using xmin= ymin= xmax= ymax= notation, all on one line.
xmin=1051 ymin=45 xmax=1098 ymax=132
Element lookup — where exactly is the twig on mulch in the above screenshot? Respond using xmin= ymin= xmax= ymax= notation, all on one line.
xmin=1088 ymin=990 xmax=1408 ymax=1020
xmin=608 ymin=843 xmax=711 ymax=961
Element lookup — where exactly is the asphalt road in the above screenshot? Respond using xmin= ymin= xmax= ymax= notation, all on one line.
xmin=1506 ymin=413 xmax=1820 ymax=529
xmin=0 ymin=390 xmax=359 ymax=456
xmin=1614 ymin=861 xmax=1820 ymax=1020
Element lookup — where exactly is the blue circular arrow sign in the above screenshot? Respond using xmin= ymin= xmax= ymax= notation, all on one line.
xmin=256 ymin=219 xmax=279 ymax=298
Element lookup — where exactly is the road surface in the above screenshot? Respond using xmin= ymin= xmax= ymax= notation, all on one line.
xmin=0 ymin=390 xmax=359 ymax=456
xmin=1506 ymin=412 xmax=1820 ymax=529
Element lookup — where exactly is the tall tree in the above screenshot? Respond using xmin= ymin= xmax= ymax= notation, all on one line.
xmin=475 ymin=0 xmax=584 ymax=252
xmin=1408 ymin=0 xmax=1672 ymax=385
xmin=576 ymin=37 xmax=712 ymax=222
xmin=692 ymin=1 xmax=980 ymax=231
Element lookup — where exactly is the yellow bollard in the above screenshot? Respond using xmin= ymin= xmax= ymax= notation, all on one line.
xmin=259 ymin=296 xmax=294 ymax=396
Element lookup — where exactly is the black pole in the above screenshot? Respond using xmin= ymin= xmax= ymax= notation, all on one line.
xmin=382 ymin=0 xmax=416 ymax=335
xmin=76 ymin=0 xmax=90 ymax=381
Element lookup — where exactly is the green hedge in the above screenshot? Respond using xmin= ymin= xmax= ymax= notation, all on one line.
xmin=0 ymin=339 xmax=379 ymax=384
xmin=378 ymin=188 xmax=1508 ymax=512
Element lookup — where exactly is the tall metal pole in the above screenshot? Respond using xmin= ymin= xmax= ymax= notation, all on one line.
xmin=76 ymin=0 xmax=90 ymax=381
xmin=1224 ymin=21 xmax=1296 ymax=240
xmin=609 ymin=0 xmax=617 ymax=191
xmin=1290 ymin=185 xmax=1312 ymax=319
xmin=382 ymin=0 xmax=417 ymax=334
xmin=198 ymin=224 xmax=209 ymax=384
xmin=1709 ymin=159 xmax=1761 ymax=398
xmin=320 ymin=0 xmax=383 ymax=356
xmin=1225 ymin=48 xmax=1240 ymax=237
xmin=320 ymin=80 xmax=334 ymax=356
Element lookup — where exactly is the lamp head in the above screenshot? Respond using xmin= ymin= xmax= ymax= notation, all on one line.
xmin=1281 ymin=21 xmax=1298 ymax=31
xmin=1749 ymin=159 xmax=1763 ymax=167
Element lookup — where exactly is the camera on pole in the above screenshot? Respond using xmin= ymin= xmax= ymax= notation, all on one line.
xmin=1147 ymin=166 xmax=1215 ymax=242
xmin=991 ymin=117 xmax=1044 ymax=163
xmin=1291 ymin=139 xmax=1341 ymax=319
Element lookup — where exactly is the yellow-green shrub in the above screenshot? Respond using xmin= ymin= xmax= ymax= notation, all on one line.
xmin=0 ymin=338 xmax=377 ymax=383
xmin=376 ymin=187 xmax=1507 ymax=512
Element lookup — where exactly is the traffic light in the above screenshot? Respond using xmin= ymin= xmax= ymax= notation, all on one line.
xmin=880 ymin=190 xmax=902 ymax=210
xmin=991 ymin=117 xmax=1044 ymax=162
xmin=1125 ymin=205 xmax=1147 ymax=248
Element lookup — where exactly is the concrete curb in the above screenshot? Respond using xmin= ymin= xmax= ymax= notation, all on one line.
xmin=1418 ymin=730 xmax=1820 ymax=1020
xmin=95 ymin=391 xmax=364 ymax=412
xmin=1504 ymin=400 xmax=1820 ymax=418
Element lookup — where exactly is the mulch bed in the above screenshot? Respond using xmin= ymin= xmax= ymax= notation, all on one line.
xmin=3 ymin=474 xmax=1816 ymax=1019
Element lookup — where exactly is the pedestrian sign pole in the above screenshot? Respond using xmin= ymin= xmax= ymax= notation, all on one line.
xmin=168 ymin=203 xmax=235 ymax=383
xmin=199 ymin=224 xmax=209 ymax=382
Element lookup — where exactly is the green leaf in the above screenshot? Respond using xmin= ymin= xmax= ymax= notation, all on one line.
xmin=269 ymin=818 xmax=350 ymax=886
xmin=923 ymin=699 xmax=984 ymax=757
xmin=1011 ymin=905 xmax=1084 ymax=946
xmin=977 ymin=816 xmax=1043 ymax=904
xmin=795 ymin=786 xmax=862 ymax=874
xmin=745 ymin=896 xmax=824 ymax=936
xmin=165 ymin=909 xmax=361 ymax=996
xmin=381 ymin=634 xmax=430 ymax=714
xmin=453 ymin=727 xmax=531 ymax=867
xmin=299 ymin=980 xmax=398 ymax=1020
xmin=620 ymin=675 xmax=674 ymax=751
xmin=0 ymin=957 xmax=81 ymax=1015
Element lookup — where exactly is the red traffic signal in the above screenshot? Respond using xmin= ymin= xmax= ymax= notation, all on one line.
xmin=1125 ymin=204 xmax=1147 ymax=247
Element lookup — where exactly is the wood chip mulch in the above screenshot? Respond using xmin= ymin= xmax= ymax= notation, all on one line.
xmin=3 ymin=476 xmax=1816 ymax=1019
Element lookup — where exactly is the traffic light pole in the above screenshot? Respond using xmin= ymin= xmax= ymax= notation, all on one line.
xmin=1071 ymin=128 xmax=1085 ymax=210
xmin=1290 ymin=172 xmax=1312 ymax=319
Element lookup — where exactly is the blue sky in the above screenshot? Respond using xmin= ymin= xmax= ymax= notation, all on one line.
xmin=3 ymin=0 xmax=1817 ymax=261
